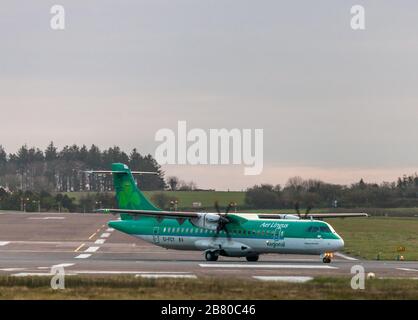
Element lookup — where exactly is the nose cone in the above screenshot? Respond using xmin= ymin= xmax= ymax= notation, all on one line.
xmin=335 ymin=237 xmax=344 ymax=251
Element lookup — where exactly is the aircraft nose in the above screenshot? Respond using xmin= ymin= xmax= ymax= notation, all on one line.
xmin=336 ymin=238 xmax=344 ymax=250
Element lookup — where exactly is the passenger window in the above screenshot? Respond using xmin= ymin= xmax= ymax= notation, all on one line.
xmin=311 ymin=226 xmax=319 ymax=233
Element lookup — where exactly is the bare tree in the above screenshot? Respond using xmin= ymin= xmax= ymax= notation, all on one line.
xmin=167 ymin=176 xmax=179 ymax=191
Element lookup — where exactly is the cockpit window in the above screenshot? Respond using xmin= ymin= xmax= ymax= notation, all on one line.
xmin=320 ymin=226 xmax=332 ymax=233
xmin=306 ymin=226 xmax=319 ymax=232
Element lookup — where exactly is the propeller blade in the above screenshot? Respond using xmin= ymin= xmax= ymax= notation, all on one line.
xmin=225 ymin=203 xmax=233 ymax=214
xmin=305 ymin=205 xmax=312 ymax=219
xmin=214 ymin=201 xmax=221 ymax=214
xmin=295 ymin=202 xmax=300 ymax=217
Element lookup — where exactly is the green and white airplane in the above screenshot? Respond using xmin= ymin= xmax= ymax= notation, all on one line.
xmin=94 ymin=163 xmax=367 ymax=263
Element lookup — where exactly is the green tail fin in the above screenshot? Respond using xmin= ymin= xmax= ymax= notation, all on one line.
xmin=112 ymin=163 xmax=160 ymax=219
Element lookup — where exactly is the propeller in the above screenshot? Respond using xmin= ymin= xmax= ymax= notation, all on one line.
xmin=294 ymin=202 xmax=313 ymax=219
xmin=214 ymin=201 xmax=233 ymax=239
xmin=304 ymin=205 xmax=312 ymax=219
xmin=295 ymin=202 xmax=301 ymax=218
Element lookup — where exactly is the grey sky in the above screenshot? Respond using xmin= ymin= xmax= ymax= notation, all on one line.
xmin=1 ymin=1 xmax=417 ymax=189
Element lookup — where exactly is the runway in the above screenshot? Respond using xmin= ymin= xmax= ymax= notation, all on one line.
xmin=1 ymin=211 xmax=417 ymax=281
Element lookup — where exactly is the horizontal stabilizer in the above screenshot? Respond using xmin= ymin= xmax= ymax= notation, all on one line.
xmin=84 ymin=170 xmax=158 ymax=175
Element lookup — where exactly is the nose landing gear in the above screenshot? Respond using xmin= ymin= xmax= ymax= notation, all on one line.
xmin=322 ymin=252 xmax=333 ymax=263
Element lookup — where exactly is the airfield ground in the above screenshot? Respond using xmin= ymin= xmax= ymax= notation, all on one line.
xmin=0 ymin=211 xmax=418 ymax=299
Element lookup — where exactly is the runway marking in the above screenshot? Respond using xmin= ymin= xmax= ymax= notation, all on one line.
xmin=73 ymin=270 xmax=192 ymax=275
xmin=0 ymin=241 xmax=10 ymax=246
xmin=28 ymin=217 xmax=65 ymax=220
xmin=0 ymin=240 xmax=63 ymax=245
xmin=253 ymin=276 xmax=314 ymax=283
xmin=84 ymin=246 xmax=99 ymax=253
xmin=95 ymin=239 xmax=106 ymax=245
xmin=75 ymin=254 xmax=92 ymax=259
xmin=101 ymin=233 xmax=111 ymax=238
xmin=335 ymin=252 xmax=358 ymax=261
xmin=88 ymin=232 xmax=97 ymax=240
xmin=0 ymin=268 xmax=26 ymax=272
xmin=106 ymin=228 xmax=115 ymax=232
xmin=52 ymin=263 xmax=75 ymax=268
xmin=74 ymin=243 xmax=85 ymax=252
xmin=397 ymin=268 xmax=418 ymax=272
xmin=12 ymin=272 xmax=55 ymax=277
xmin=199 ymin=264 xmax=338 ymax=269
xmin=136 ymin=274 xmax=197 ymax=279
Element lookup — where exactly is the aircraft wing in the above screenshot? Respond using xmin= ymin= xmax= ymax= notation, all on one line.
xmin=257 ymin=212 xmax=368 ymax=220
xmin=307 ymin=213 xmax=368 ymax=218
xmin=97 ymin=208 xmax=199 ymax=219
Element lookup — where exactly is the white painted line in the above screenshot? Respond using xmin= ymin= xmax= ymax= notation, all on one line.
xmin=84 ymin=246 xmax=99 ymax=253
xmin=72 ymin=271 xmax=191 ymax=275
xmin=12 ymin=272 xmax=52 ymax=277
xmin=199 ymin=264 xmax=338 ymax=269
xmin=136 ymin=274 xmax=197 ymax=279
xmin=52 ymin=263 xmax=75 ymax=268
xmin=101 ymin=233 xmax=111 ymax=238
xmin=0 ymin=241 xmax=10 ymax=246
xmin=75 ymin=254 xmax=92 ymax=259
xmin=94 ymin=239 xmax=106 ymax=245
xmin=253 ymin=276 xmax=313 ymax=283
xmin=0 ymin=268 xmax=26 ymax=272
xmin=12 ymin=272 xmax=77 ymax=277
xmin=106 ymin=228 xmax=114 ymax=232
xmin=335 ymin=252 xmax=358 ymax=261
xmin=28 ymin=217 xmax=65 ymax=220
xmin=397 ymin=268 xmax=418 ymax=272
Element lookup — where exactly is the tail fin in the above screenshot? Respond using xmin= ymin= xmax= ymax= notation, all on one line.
xmin=111 ymin=163 xmax=161 ymax=218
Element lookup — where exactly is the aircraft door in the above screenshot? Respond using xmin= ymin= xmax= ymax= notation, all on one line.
xmin=153 ymin=227 xmax=160 ymax=243
xmin=273 ymin=227 xmax=285 ymax=248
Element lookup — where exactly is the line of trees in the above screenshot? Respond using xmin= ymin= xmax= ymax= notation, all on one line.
xmin=245 ymin=175 xmax=418 ymax=209
xmin=0 ymin=143 xmax=166 ymax=193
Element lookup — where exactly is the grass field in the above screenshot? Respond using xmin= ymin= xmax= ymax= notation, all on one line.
xmin=67 ymin=191 xmax=246 ymax=209
xmin=1 ymin=276 xmax=417 ymax=299
xmin=66 ymin=191 xmax=418 ymax=216
xmin=327 ymin=217 xmax=418 ymax=261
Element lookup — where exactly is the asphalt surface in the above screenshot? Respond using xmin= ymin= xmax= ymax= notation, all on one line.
xmin=1 ymin=211 xmax=418 ymax=281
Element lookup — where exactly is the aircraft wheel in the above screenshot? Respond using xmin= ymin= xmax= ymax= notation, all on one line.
xmin=322 ymin=257 xmax=331 ymax=263
xmin=205 ymin=251 xmax=218 ymax=261
xmin=246 ymin=255 xmax=259 ymax=262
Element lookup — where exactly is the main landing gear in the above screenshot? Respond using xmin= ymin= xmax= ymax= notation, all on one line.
xmin=246 ymin=255 xmax=259 ymax=262
xmin=205 ymin=250 xmax=219 ymax=261
xmin=322 ymin=252 xmax=333 ymax=263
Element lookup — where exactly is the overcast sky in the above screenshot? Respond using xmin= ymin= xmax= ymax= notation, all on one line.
xmin=1 ymin=1 xmax=417 ymax=190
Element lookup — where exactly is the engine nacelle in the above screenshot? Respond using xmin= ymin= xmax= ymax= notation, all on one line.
xmin=279 ymin=214 xmax=300 ymax=220
xmin=190 ymin=213 xmax=220 ymax=231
